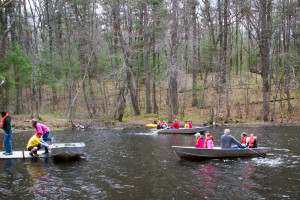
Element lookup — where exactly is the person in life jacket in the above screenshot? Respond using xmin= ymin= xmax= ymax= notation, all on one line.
xmin=161 ymin=121 xmax=168 ymax=129
xmin=184 ymin=121 xmax=189 ymax=129
xmin=195 ymin=132 xmax=204 ymax=148
xmin=157 ymin=121 xmax=162 ymax=129
xmin=1 ymin=111 xmax=13 ymax=155
xmin=241 ymin=132 xmax=249 ymax=147
xmin=204 ymin=133 xmax=214 ymax=149
xmin=248 ymin=134 xmax=258 ymax=148
xmin=188 ymin=121 xmax=193 ymax=128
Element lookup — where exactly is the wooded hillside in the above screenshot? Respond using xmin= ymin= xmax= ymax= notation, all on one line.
xmin=0 ymin=0 xmax=299 ymax=125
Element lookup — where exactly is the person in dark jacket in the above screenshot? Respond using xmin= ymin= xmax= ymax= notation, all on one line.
xmin=221 ymin=129 xmax=243 ymax=149
xmin=1 ymin=111 xmax=13 ymax=155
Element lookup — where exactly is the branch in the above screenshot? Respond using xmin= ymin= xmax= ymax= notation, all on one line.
xmin=0 ymin=0 xmax=12 ymax=9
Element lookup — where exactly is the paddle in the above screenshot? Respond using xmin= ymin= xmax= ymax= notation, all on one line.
xmin=246 ymin=147 xmax=265 ymax=158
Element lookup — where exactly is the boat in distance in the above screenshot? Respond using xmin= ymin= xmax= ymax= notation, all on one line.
xmin=158 ymin=127 xmax=207 ymax=134
xmin=146 ymin=124 xmax=157 ymax=128
xmin=50 ymin=143 xmax=85 ymax=159
xmin=172 ymin=146 xmax=268 ymax=159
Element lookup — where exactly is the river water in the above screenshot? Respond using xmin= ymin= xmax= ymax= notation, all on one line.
xmin=0 ymin=126 xmax=299 ymax=199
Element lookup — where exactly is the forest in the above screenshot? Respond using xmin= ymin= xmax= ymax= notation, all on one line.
xmin=0 ymin=0 xmax=299 ymax=127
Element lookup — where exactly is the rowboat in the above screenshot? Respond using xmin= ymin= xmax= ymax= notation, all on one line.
xmin=50 ymin=143 xmax=85 ymax=159
xmin=172 ymin=146 xmax=268 ymax=159
xmin=158 ymin=127 xmax=207 ymax=134
xmin=146 ymin=124 xmax=157 ymax=129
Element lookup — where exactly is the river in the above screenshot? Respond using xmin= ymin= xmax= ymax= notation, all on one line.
xmin=0 ymin=126 xmax=299 ymax=199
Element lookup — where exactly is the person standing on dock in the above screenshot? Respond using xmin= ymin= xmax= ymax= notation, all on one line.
xmin=31 ymin=119 xmax=52 ymax=154
xmin=1 ymin=111 xmax=13 ymax=155
xmin=221 ymin=129 xmax=243 ymax=149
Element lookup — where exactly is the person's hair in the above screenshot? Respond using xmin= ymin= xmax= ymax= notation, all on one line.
xmin=31 ymin=119 xmax=38 ymax=127
xmin=241 ymin=132 xmax=248 ymax=137
xmin=174 ymin=118 xmax=177 ymax=121
xmin=224 ymin=129 xmax=230 ymax=134
xmin=205 ymin=133 xmax=211 ymax=137
xmin=250 ymin=133 xmax=254 ymax=137
xmin=0 ymin=111 xmax=7 ymax=117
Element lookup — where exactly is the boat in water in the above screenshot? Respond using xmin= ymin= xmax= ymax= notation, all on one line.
xmin=172 ymin=146 xmax=268 ymax=159
xmin=158 ymin=127 xmax=207 ymax=134
xmin=146 ymin=124 xmax=157 ymax=129
xmin=50 ymin=143 xmax=85 ymax=159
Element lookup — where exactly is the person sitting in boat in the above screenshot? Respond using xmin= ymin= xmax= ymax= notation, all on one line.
xmin=157 ymin=121 xmax=162 ymax=129
xmin=161 ymin=121 xmax=168 ymax=129
xmin=184 ymin=121 xmax=189 ymax=129
xmin=247 ymin=134 xmax=258 ymax=148
xmin=221 ymin=129 xmax=243 ymax=149
xmin=188 ymin=121 xmax=193 ymax=128
xmin=170 ymin=119 xmax=180 ymax=129
xmin=241 ymin=132 xmax=249 ymax=147
xmin=195 ymin=133 xmax=204 ymax=148
xmin=204 ymin=133 xmax=214 ymax=149
xmin=26 ymin=132 xmax=49 ymax=157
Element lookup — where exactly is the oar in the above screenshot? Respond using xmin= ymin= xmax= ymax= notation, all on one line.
xmin=246 ymin=147 xmax=265 ymax=158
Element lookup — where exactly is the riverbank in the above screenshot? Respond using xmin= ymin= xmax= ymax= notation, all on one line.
xmin=9 ymin=113 xmax=300 ymax=132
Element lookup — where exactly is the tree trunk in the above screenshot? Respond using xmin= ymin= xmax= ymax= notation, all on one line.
xmin=113 ymin=0 xmax=140 ymax=115
xmin=259 ymin=0 xmax=272 ymax=122
xmin=143 ymin=1 xmax=152 ymax=113
xmin=191 ymin=1 xmax=198 ymax=106
xmin=45 ymin=0 xmax=58 ymax=109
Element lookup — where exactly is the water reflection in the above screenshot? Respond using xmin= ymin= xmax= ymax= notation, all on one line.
xmin=26 ymin=159 xmax=52 ymax=198
xmin=194 ymin=162 xmax=218 ymax=198
xmin=3 ymin=159 xmax=14 ymax=188
xmin=240 ymin=161 xmax=256 ymax=190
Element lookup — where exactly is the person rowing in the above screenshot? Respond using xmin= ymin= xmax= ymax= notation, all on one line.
xmin=221 ymin=129 xmax=243 ymax=149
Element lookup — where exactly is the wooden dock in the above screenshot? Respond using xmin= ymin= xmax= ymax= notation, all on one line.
xmin=0 ymin=151 xmax=52 ymax=159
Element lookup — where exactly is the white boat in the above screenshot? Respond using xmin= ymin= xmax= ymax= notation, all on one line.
xmin=172 ymin=146 xmax=268 ymax=159
xmin=50 ymin=143 xmax=85 ymax=159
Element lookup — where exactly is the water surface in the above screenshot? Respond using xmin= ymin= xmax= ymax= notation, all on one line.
xmin=0 ymin=126 xmax=299 ymax=199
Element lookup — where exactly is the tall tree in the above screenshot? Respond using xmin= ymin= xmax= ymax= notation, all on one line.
xmin=143 ymin=0 xmax=152 ymax=113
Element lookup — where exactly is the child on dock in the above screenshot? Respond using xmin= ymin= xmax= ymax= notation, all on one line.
xmin=26 ymin=132 xmax=49 ymax=157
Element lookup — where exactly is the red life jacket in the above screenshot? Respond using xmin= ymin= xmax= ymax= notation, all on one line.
xmin=195 ymin=135 xmax=204 ymax=146
xmin=204 ymin=136 xmax=213 ymax=148
xmin=241 ymin=136 xmax=249 ymax=145
xmin=157 ymin=122 xmax=162 ymax=128
xmin=248 ymin=137 xmax=257 ymax=147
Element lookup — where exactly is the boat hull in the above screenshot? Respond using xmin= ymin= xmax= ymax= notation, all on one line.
xmin=50 ymin=143 xmax=85 ymax=159
xmin=146 ymin=124 xmax=157 ymax=129
xmin=172 ymin=146 xmax=268 ymax=159
xmin=158 ymin=127 xmax=207 ymax=134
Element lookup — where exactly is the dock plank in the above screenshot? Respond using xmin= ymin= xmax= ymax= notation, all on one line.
xmin=0 ymin=151 xmax=51 ymax=159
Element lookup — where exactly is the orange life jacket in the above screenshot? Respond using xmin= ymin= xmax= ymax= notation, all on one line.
xmin=241 ymin=136 xmax=249 ymax=145
xmin=195 ymin=135 xmax=204 ymax=146
xmin=248 ymin=137 xmax=257 ymax=147
xmin=0 ymin=114 xmax=9 ymax=127
xmin=204 ymin=136 xmax=213 ymax=148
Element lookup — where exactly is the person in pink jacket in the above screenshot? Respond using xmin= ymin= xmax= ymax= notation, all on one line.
xmin=31 ymin=119 xmax=52 ymax=154
xmin=195 ymin=133 xmax=204 ymax=148
xmin=204 ymin=133 xmax=214 ymax=149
